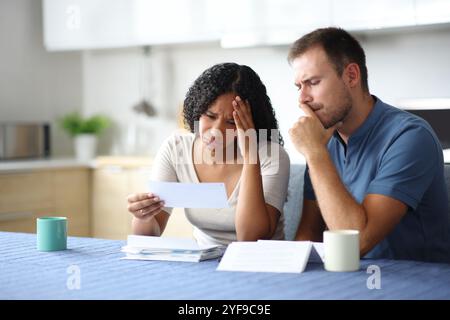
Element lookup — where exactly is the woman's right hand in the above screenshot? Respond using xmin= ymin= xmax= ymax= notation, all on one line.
xmin=127 ymin=193 xmax=165 ymax=222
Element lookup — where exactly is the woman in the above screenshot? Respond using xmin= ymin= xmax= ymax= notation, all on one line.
xmin=127 ymin=63 xmax=290 ymax=245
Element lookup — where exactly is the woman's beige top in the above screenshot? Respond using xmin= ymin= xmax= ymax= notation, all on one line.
xmin=151 ymin=131 xmax=291 ymax=246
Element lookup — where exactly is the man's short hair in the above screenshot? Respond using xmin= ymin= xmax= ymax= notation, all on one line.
xmin=288 ymin=27 xmax=369 ymax=93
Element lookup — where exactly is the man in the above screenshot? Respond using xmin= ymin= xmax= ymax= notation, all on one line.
xmin=288 ymin=27 xmax=450 ymax=262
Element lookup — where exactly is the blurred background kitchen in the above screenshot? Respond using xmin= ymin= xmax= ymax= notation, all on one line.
xmin=1 ymin=0 xmax=450 ymax=240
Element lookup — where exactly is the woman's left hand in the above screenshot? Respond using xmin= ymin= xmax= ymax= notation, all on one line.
xmin=232 ymin=96 xmax=257 ymax=161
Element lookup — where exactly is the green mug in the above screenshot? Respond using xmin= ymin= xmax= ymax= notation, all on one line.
xmin=37 ymin=217 xmax=67 ymax=251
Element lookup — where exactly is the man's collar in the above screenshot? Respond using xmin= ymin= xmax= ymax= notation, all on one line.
xmin=340 ymin=95 xmax=385 ymax=144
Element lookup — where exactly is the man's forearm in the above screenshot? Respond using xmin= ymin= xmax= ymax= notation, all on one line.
xmin=306 ymin=148 xmax=368 ymax=231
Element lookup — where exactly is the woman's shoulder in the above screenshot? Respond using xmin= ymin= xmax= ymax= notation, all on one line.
xmin=258 ymin=141 xmax=290 ymax=167
xmin=161 ymin=130 xmax=195 ymax=148
xmin=154 ymin=130 xmax=195 ymax=161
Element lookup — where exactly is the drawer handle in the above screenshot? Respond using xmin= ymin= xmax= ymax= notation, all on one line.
xmin=0 ymin=211 xmax=34 ymax=222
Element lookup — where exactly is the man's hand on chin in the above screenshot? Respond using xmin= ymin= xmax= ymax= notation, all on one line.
xmin=289 ymin=104 xmax=340 ymax=159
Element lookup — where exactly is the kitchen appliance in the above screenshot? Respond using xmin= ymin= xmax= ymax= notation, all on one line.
xmin=0 ymin=123 xmax=51 ymax=160
xmin=398 ymin=98 xmax=450 ymax=149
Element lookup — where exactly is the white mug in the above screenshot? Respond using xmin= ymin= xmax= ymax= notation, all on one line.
xmin=323 ymin=230 xmax=360 ymax=272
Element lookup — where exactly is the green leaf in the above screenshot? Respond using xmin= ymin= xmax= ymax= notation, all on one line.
xmin=59 ymin=112 xmax=111 ymax=137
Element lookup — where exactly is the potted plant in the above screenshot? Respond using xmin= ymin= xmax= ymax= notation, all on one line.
xmin=59 ymin=112 xmax=111 ymax=161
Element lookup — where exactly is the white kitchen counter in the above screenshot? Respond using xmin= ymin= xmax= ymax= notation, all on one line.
xmin=0 ymin=158 xmax=95 ymax=173
xmin=0 ymin=156 xmax=154 ymax=173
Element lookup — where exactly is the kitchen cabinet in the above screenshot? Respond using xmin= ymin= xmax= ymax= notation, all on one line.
xmin=43 ymin=0 xmax=137 ymax=51
xmin=212 ymin=0 xmax=266 ymax=48
xmin=91 ymin=165 xmax=131 ymax=239
xmin=43 ymin=0 xmax=221 ymax=51
xmin=218 ymin=0 xmax=442 ymax=47
xmin=221 ymin=0 xmax=450 ymax=47
xmin=43 ymin=0 xmax=335 ymax=50
xmin=0 ymin=168 xmax=90 ymax=236
xmin=264 ymin=0 xmax=332 ymax=45
xmin=43 ymin=0 xmax=450 ymax=51
xmin=331 ymin=0 xmax=416 ymax=31
xmin=91 ymin=157 xmax=193 ymax=240
xmin=415 ymin=0 xmax=450 ymax=25
xmin=220 ymin=0 xmax=333 ymax=47
xmin=134 ymin=0 xmax=220 ymax=45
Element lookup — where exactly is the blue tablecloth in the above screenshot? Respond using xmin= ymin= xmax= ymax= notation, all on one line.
xmin=1 ymin=232 xmax=449 ymax=300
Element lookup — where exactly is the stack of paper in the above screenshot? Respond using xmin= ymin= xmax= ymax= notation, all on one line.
xmin=217 ymin=240 xmax=324 ymax=273
xmin=121 ymin=235 xmax=225 ymax=263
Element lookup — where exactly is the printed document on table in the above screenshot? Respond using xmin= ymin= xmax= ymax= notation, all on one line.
xmin=217 ymin=241 xmax=315 ymax=273
xmin=310 ymin=242 xmax=324 ymax=263
xmin=148 ymin=181 xmax=229 ymax=208
xmin=257 ymin=240 xmax=324 ymax=263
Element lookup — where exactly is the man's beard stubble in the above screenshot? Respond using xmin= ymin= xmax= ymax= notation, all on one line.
xmin=319 ymin=90 xmax=352 ymax=129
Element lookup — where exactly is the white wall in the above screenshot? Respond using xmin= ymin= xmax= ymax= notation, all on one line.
xmin=81 ymin=43 xmax=302 ymax=159
xmin=130 ymin=26 xmax=450 ymax=163
xmin=0 ymin=0 xmax=83 ymax=157
xmin=2 ymin=1 xmax=450 ymax=159
xmin=81 ymin=46 xmax=178 ymax=156
xmin=83 ymin=25 xmax=450 ymax=162
xmin=362 ymin=26 xmax=450 ymax=103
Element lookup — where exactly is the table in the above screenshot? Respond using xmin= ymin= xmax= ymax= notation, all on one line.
xmin=1 ymin=232 xmax=449 ymax=300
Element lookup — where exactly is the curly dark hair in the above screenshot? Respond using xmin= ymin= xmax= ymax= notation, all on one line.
xmin=183 ymin=62 xmax=283 ymax=146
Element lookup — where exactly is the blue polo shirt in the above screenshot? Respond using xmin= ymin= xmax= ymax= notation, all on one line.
xmin=304 ymin=96 xmax=450 ymax=262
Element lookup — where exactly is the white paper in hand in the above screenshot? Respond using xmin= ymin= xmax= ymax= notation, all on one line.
xmin=148 ymin=181 xmax=229 ymax=208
